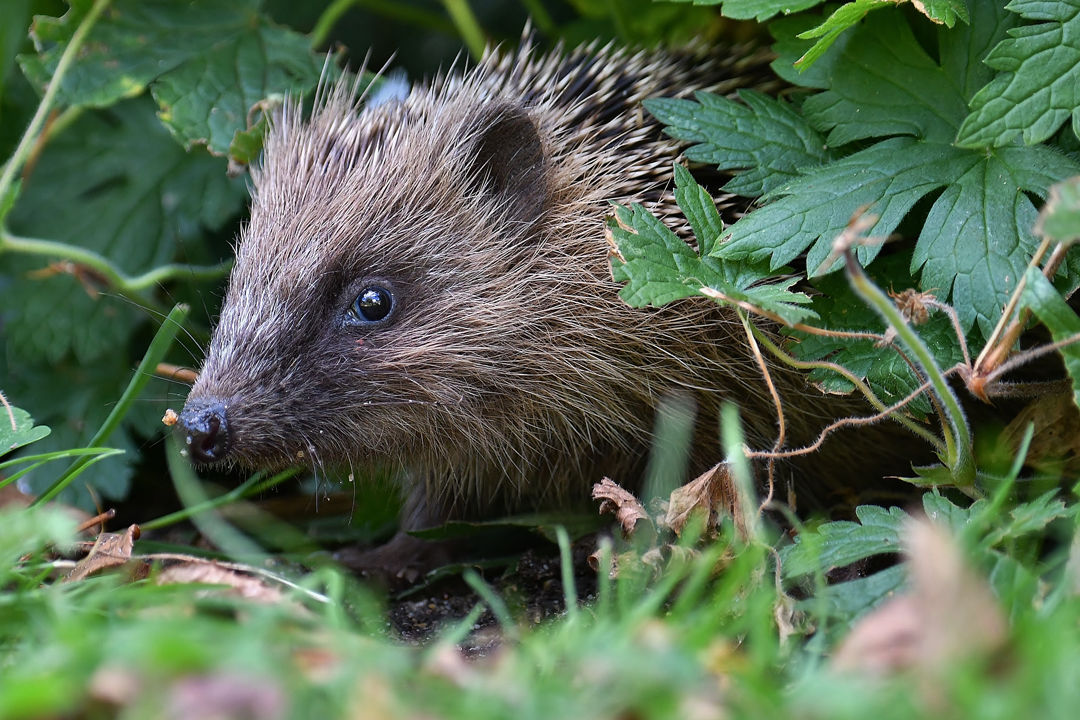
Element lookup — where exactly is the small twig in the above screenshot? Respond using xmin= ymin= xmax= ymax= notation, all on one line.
xmin=737 ymin=311 xmax=783 ymax=514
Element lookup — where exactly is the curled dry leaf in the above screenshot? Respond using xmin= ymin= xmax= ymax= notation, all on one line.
xmin=832 ymin=516 xmax=1007 ymax=677
xmin=65 ymin=525 xmax=143 ymax=583
xmin=88 ymin=665 xmax=142 ymax=706
xmin=659 ymin=462 xmax=739 ymax=538
xmin=1001 ymin=393 xmax=1080 ymax=476
xmin=155 ymin=561 xmax=287 ymax=604
xmin=593 ymin=477 xmax=651 ymax=535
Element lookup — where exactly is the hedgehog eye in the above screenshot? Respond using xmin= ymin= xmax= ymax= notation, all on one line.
xmin=349 ymin=286 xmax=393 ymax=323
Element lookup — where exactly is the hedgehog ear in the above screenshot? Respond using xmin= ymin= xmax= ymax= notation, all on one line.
xmin=468 ymin=104 xmax=547 ymax=224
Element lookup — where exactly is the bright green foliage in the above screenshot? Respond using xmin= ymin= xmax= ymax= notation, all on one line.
xmin=683 ymin=0 xmax=823 ymax=21
xmin=958 ymin=0 xmax=1080 ymax=148
xmin=714 ymin=6 xmax=1080 ymax=335
xmin=19 ymin=0 xmax=324 ymax=154
xmin=794 ymin=0 xmax=896 ymax=69
xmin=645 ymin=90 xmax=833 ymax=197
xmin=609 ymin=164 xmax=817 ymax=325
xmin=0 ymin=405 xmax=50 ymax=456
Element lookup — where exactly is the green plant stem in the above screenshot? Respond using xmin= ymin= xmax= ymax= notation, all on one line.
xmin=0 ymin=0 xmax=110 ymax=207
xmin=519 ymin=0 xmax=556 ymax=34
xmin=311 ymin=0 xmax=455 ymax=47
xmin=441 ymin=0 xmax=487 ymax=59
xmin=0 ymin=230 xmax=232 ymax=311
xmin=311 ymin=0 xmax=357 ymax=48
xmin=843 ymin=250 xmax=977 ymax=490
xmin=31 ymin=304 xmax=190 ymax=506
xmin=140 ymin=467 xmax=300 ymax=531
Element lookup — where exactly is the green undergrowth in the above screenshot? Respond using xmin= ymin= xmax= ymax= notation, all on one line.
xmin=5 ymin=0 xmax=1080 ymax=717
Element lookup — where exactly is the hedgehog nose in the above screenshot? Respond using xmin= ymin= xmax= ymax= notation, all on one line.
xmin=178 ymin=399 xmax=232 ymax=463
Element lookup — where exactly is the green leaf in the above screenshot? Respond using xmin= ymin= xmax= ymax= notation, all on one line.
xmin=780 ymin=505 xmax=908 ymax=579
xmin=0 ymin=0 xmax=32 ymax=89
xmin=20 ymin=0 xmax=262 ymax=108
xmin=719 ymin=139 xmax=1078 ymax=335
xmin=807 ymin=563 xmax=906 ymax=624
xmin=610 ymin=166 xmax=817 ymax=324
xmin=645 ymin=90 xmax=833 ymax=198
xmin=18 ymin=0 xmax=324 ymax=154
xmin=985 ymin=490 xmax=1072 ymax=546
xmin=1020 ymin=266 xmax=1080 ymax=409
xmin=795 ymin=0 xmax=895 ymax=70
xmin=958 ymin=0 xmax=1080 ymax=148
xmin=1 ymin=98 xmax=244 ymax=364
xmin=912 ymin=0 xmax=970 ymax=27
xmin=718 ymin=138 xmax=976 ymax=271
xmin=693 ymin=0 xmax=824 ymax=22
xmin=1036 ymin=174 xmax=1080 ymax=245
xmin=911 ymin=145 xmax=1076 ymax=335
xmin=788 ymin=253 xmax=965 ymax=409
xmin=770 ymin=12 xmax=854 ymax=89
xmin=151 ymin=25 xmax=323 ymax=155
xmin=800 ymin=10 xmax=975 ymax=145
xmin=0 ymin=405 xmax=50 ymax=457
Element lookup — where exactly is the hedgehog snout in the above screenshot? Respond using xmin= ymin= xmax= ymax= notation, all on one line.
xmin=177 ymin=397 xmax=233 ymax=464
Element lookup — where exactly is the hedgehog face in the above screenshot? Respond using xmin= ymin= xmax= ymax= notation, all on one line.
xmin=178 ymin=92 xmax=551 ymax=475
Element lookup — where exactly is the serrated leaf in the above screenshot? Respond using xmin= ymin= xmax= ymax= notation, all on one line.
xmin=151 ymin=25 xmax=322 ymax=155
xmin=646 ymin=90 xmax=832 ymax=198
xmin=911 ymin=0 xmax=969 ymax=26
xmin=1035 ymin=174 xmax=1080 ymax=245
xmin=718 ymin=138 xmax=976 ymax=271
xmin=1021 ymin=266 xmax=1080 ymax=409
xmin=610 ymin=168 xmax=817 ymax=324
xmin=720 ymin=138 xmax=1078 ymax=334
xmin=788 ymin=253 xmax=964 ymax=410
xmin=795 ymin=0 xmax=895 ymax=70
xmin=801 ymin=10 xmax=973 ymax=145
xmin=19 ymin=0 xmax=263 ymax=108
xmin=912 ymin=145 xmax=1076 ymax=335
xmin=0 ymin=98 xmax=244 ymax=364
xmin=18 ymin=0 xmax=324 ymax=154
xmin=0 ymin=405 xmax=50 ymax=457
xmin=804 ymin=563 xmax=907 ymax=624
xmin=958 ymin=0 xmax=1080 ymax=148
xmin=985 ymin=490 xmax=1072 ymax=546
xmin=780 ymin=505 xmax=908 ymax=579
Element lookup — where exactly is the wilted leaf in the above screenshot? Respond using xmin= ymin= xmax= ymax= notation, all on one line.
xmin=593 ymin=477 xmax=651 ymax=536
xmin=65 ymin=524 xmax=141 ymax=582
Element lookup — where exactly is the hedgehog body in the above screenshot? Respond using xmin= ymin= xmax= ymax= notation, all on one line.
xmin=178 ymin=39 xmax=902 ymax=533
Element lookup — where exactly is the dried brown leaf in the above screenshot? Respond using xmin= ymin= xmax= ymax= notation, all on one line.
xmin=155 ymin=561 xmax=286 ymax=603
xmin=1001 ymin=393 xmax=1080 ymax=475
xmin=592 ymin=477 xmax=651 ymax=536
xmin=65 ymin=525 xmax=141 ymax=582
xmin=659 ymin=462 xmax=739 ymax=537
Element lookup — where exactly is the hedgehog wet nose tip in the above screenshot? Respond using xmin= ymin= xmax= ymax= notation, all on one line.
xmin=178 ymin=399 xmax=232 ymax=463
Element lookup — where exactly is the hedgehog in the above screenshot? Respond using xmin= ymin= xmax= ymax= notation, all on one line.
xmin=177 ymin=37 xmax=922 ymax=572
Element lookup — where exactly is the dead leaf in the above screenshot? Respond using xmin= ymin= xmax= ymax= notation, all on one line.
xmin=155 ymin=561 xmax=287 ymax=604
xmin=1001 ymin=393 xmax=1080 ymax=476
xmin=65 ymin=525 xmax=141 ymax=582
xmin=832 ymin=516 xmax=1007 ymax=677
xmin=592 ymin=477 xmax=651 ymax=536
xmin=658 ymin=462 xmax=739 ymax=538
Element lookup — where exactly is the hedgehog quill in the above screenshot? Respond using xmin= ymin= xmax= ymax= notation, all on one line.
xmin=177 ymin=39 xmax=920 ymax=573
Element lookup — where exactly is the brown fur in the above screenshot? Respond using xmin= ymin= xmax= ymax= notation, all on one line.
xmin=184 ymin=38 xmax=921 ymax=531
